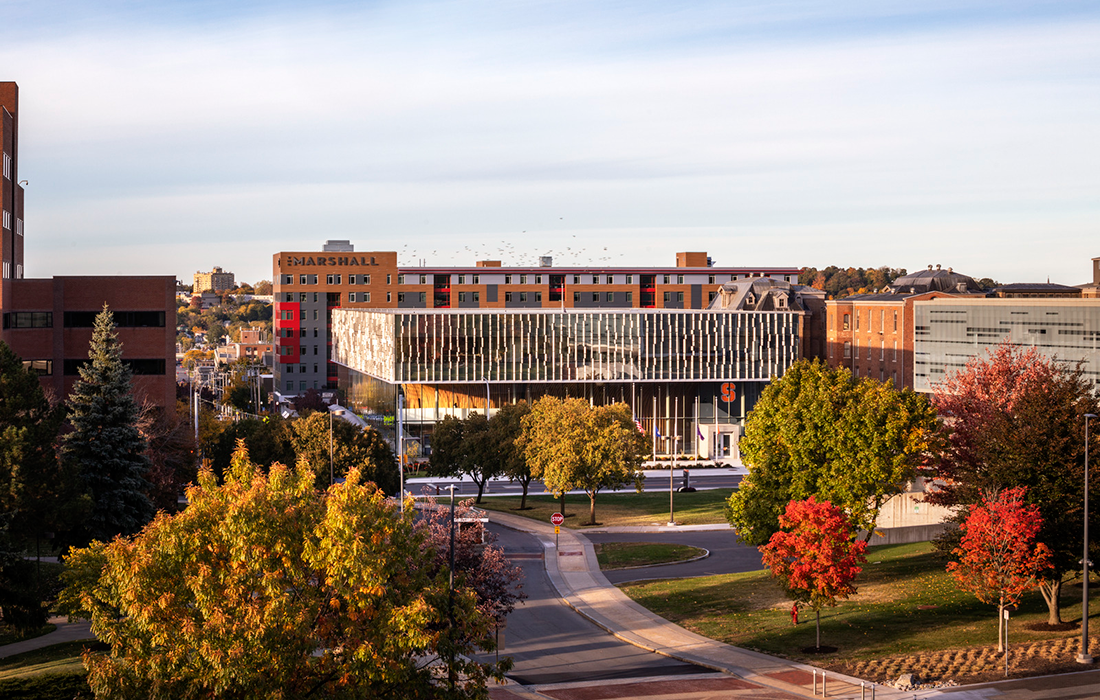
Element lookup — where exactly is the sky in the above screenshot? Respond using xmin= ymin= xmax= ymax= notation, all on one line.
xmin=2 ymin=0 xmax=1099 ymax=286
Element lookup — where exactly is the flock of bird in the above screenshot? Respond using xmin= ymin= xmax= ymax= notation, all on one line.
xmin=398 ymin=232 xmax=627 ymax=268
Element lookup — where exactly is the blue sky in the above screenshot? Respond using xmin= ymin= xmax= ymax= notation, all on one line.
xmin=3 ymin=0 xmax=1099 ymax=285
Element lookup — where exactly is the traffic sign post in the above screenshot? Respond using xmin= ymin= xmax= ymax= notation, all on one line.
xmin=551 ymin=513 xmax=564 ymax=549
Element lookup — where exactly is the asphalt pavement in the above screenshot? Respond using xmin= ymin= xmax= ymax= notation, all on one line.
xmin=479 ymin=524 xmax=711 ymax=686
xmin=584 ymin=530 xmax=763 ymax=584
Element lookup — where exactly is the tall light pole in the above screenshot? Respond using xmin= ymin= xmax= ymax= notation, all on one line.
xmin=328 ymin=408 xmax=346 ymax=487
xmin=397 ymin=390 xmax=405 ymax=512
xmin=447 ymin=483 xmax=458 ymax=691
xmin=1080 ymin=412 xmax=1098 ymax=664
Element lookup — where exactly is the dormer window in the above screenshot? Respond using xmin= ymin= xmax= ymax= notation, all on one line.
xmin=777 ymin=296 xmax=787 ymax=308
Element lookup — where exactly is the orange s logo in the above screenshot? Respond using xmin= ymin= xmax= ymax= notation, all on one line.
xmin=721 ymin=383 xmax=736 ymax=403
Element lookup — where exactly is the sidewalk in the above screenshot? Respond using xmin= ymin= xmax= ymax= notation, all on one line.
xmin=488 ymin=509 xmax=933 ymax=699
xmin=0 ymin=616 xmax=95 ymax=660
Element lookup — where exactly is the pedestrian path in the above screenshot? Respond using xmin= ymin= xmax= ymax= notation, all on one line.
xmin=487 ymin=510 xmax=924 ymax=699
xmin=0 ymin=616 xmax=95 ymax=660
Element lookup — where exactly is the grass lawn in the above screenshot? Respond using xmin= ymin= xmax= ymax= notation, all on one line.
xmin=0 ymin=625 xmax=56 ymax=648
xmin=619 ymin=542 xmax=1095 ymax=666
xmin=594 ymin=542 xmax=707 ymax=570
xmin=477 ymin=489 xmax=733 ymax=528
xmin=0 ymin=641 xmax=102 ymax=700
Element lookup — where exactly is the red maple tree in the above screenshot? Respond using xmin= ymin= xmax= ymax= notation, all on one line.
xmin=759 ymin=497 xmax=868 ymax=650
xmin=947 ymin=487 xmax=1051 ymax=652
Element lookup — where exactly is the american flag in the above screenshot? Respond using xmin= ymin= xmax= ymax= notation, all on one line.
xmin=634 ymin=418 xmax=644 ymax=433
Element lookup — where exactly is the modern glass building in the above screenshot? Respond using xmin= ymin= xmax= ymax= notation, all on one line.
xmin=913 ymin=298 xmax=1100 ymax=392
xmin=331 ymin=307 xmax=804 ymax=459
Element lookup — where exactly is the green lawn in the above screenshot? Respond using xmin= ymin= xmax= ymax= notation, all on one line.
xmin=477 ymin=489 xmax=733 ymax=527
xmin=0 ymin=641 xmax=104 ymax=681
xmin=0 ymin=625 xmax=56 ymax=648
xmin=619 ymin=542 xmax=1094 ymax=663
xmin=594 ymin=542 xmax=707 ymax=570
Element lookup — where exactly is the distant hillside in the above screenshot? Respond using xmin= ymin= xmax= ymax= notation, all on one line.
xmin=799 ymin=266 xmax=999 ymax=299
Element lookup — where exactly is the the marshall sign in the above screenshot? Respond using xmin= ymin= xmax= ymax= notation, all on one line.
xmin=283 ymin=256 xmax=380 ymax=267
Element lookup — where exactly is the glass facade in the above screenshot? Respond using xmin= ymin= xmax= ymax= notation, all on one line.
xmin=913 ymin=299 xmax=1100 ymax=392
xmin=331 ymin=308 xmax=801 ymax=385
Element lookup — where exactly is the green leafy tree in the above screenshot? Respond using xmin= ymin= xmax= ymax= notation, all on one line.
xmin=929 ymin=343 xmax=1100 ymax=624
xmin=727 ymin=359 xmax=941 ymax=545
xmin=429 ymin=413 xmax=497 ymax=504
xmin=60 ymin=443 xmax=509 ymax=699
xmin=493 ymin=402 xmax=533 ymax=509
xmin=60 ymin=306 xmax=154 ymax=548
xmin=290 ymin=411 xmax=400 ymax=494
xmin=0 ymin=341 xmax=77 ymax=628
xmin=208 ymin=415 xmax=296 ymax=479
xmin=759 ymin=497 xmax=867 ymax=650
xmin=523 ymin=398 xmax=647 ymax=525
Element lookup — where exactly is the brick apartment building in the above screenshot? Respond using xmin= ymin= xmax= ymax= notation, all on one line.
xmin=193 ymin=266 xmax=235 ymax=293
xmin=0 ymin=81 xmax=176 ymax=410
xmin=272 ymin=240 xmax=806 ymax=396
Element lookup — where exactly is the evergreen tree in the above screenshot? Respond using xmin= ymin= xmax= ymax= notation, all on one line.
xmin=61 ymin=306 xmax=154 ymax=546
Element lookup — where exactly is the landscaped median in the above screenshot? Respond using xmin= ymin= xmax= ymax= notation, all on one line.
xmin=617 ymin=541 xmax=1100 ymax=685
xmin=476 ymin=489 xmax=734 ymax=528
xmin=594 ymin=542 xmax=707 ymax=570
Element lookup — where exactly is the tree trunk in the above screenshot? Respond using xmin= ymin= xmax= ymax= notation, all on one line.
xmin=815 ymin=608 xmax=821 ymax=650
xmin=519 ymin=479 xmax=530 ymax=510
xmin=475 ymin=474 xmax=486 ymax=504
xmin=561 ymin=492 xmax=566 ymax=516
xmin=997 ymin=604 xmax=1005 ymax=653
xmin=1039 ymin=577 xmax=1063 ymax=625
xmin=588 ymin=492 xmax=597 ymax=526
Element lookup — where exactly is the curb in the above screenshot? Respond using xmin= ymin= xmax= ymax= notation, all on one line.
xmin=599 ymin=546 xmax=710 ymax=572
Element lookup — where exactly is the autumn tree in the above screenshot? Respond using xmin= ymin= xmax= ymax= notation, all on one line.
xmin=727 ymin=359 xmax=941 ymax=545
xmin=430 ymin=412 xmax=498 ymax=504
xmin=523 ymin=397 xmax=647 ymax=526
xmin=60 ymin=307 xmax=154 ymax=548
xmin=60 ymin=443 xmax=510 ymax=698
xmin=136 ymin=399 xmax=197 ymax=512
xmin=759 ymin=497 xmax=867 ymax=650
xmin=207 ymin=415 xmax=296 ymax=478
xmin=947 ymin=488 xmax=1051 ymax=652
xmin=930 ymin=343 xmax=1100 ymax=624
xmin=290 ymin=411 xmax=399 ymax=494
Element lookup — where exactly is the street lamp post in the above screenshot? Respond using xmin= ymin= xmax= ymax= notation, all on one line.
xmin=1080 ymin=412 xmax=1098 ymax=664
xmin=328 ymin=408 xmax=346 ymax=487
xmin=447 ymin=483 xmax=458 ymax=691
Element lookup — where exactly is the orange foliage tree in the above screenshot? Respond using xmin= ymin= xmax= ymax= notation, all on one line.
xmin=759 ymin=497 xmax=868 ymax=650
xmin=947 ymin=487 xmax=1051 ymax=652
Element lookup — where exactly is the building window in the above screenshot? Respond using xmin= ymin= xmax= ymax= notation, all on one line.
xmin=280 ymin=310 xmax=293 ymax=320
xmin=893 ymin=341 xmax=897 ymax=361
xmin=535 ymin=275 xmax=542 ymax=284
xmin=386 ymin=274 xmax=391 ymax=284
xmin=535 ymin=292 xmax=542 ymax=302
xmin=626 ymin=291 xmax=633 ymax=303
xmin=313 ymin=309 xmax=319 ymax=320
xmin=299 ymin=275 xmax=307 ymax=285
xmin=419 ymin=275 xmax=427 ymax=285
xmin=677 ymin=275 xmax=684 ymax=284
xmin=708 ymin=275 xmax=716 ymax=284
xmin=458 ymin=292 xmax=466 ymax=302
xmin=299 ymin=293 xmax=307 ymax=302
xmin=592 ymin=292 xmax=599 ymax=302
xmin=519 ymin=292 xmax=527 ymax=302
xmin=3 ymin=312 xmax=53 ymax=329
xmin=286 ymin=365 xmax=295 ymax=373
xmin=606 ymin=275 xmax=613 ymax=284
xmin=519 ymin=275 xmax=527 ymax=284
xmin=893 ymin=310 xmax=898 ymax=332
xmin=505 ymin=292 xmax=513 ymax=302
xmin=458 ymin=275 xmax=465 ymax=284
xmin=663 ymin=291 xmax=671 ymax=303
xmin=299 ymin=364 xmax=307 ymax=373
xmin=282 ymin=274 xmax=294 ymax=285
xmin=606 ymin=292 xmax=613 ymax=302
xmin=365 ymin=274 xmax=371 ymax=284
xmin=592 ymin=275 xmax=599 ymax=284
xmin=867 ymin=343 xmax=872 ymax=360
xmin=573 ymin=275 xmax=580 ymax=284
xmin=286 ymin=380 xmax=293 ymax=390
xmin=843 ymin=341 xmax=851 ymax=358
xmin=314 ymin=364 xmax=319 ymax=374
xmin=284 ymin=292 xmax=292 ymax=302
xmin=626 ymin=275 xmax=633 ymax=284
xmin=313 ymin=292 xmax=319 ymax=302
xmin=843 ymin=313 xmax=850 ymax=330
xmin=505 ymin=275 xmax=512 ymax=284
xmin=472 ymin=291 xmax=479 ymax=302
xmin=663 ymin=275 xmax=670 ymax=284
xmin=397 ymin=274 xmax=405 ymax=284
xmin=677 ymin=292 xmax=684 ymax=302
xmin=573 ymin=292 xmax=580 ymax=302
xmin=855 ymin=313 xmax=860 ymax=331
xmin=879 ymin=310 xmax=884 ymax=333
xmin=326 ymin=274 xmax=341 ymax=285
xmin=880 ymin=340 xmax=885 ymax=360
xmin=313 ymin=328 xmax=318 ymax=337
xmin=709 ymin=291 xmax=716 ymax=302
xmin=348 ymin=292 xmax=355 ymax=302
xmin=386 ymin=292 xmax=391 ymax=302
xmin=397 ymin=292 xmax=405 ymax=302
xmin=472 ymin=275 xmax=480 ymax=284
xmin=300 ymin=381 xmax=307 ymax=390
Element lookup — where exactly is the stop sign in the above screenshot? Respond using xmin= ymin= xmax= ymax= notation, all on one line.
xmin=550 ymin=512 xmax=565 ymax=526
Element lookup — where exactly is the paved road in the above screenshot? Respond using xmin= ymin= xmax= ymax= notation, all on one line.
xmin=585 ymin=530 xmax=763 ymax=585
xmin=479 ymin=525 xmax=710 ymax=686
xmin=411 ymin=471 xmax=745 ymax=499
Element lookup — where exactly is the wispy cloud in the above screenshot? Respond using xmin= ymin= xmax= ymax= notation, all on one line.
xmin=4 ymin=1 xmax=1099 ymax=283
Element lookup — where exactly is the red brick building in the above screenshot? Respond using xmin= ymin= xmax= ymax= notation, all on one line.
xmin=0 ymin=81 xmax=176 ymax=410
